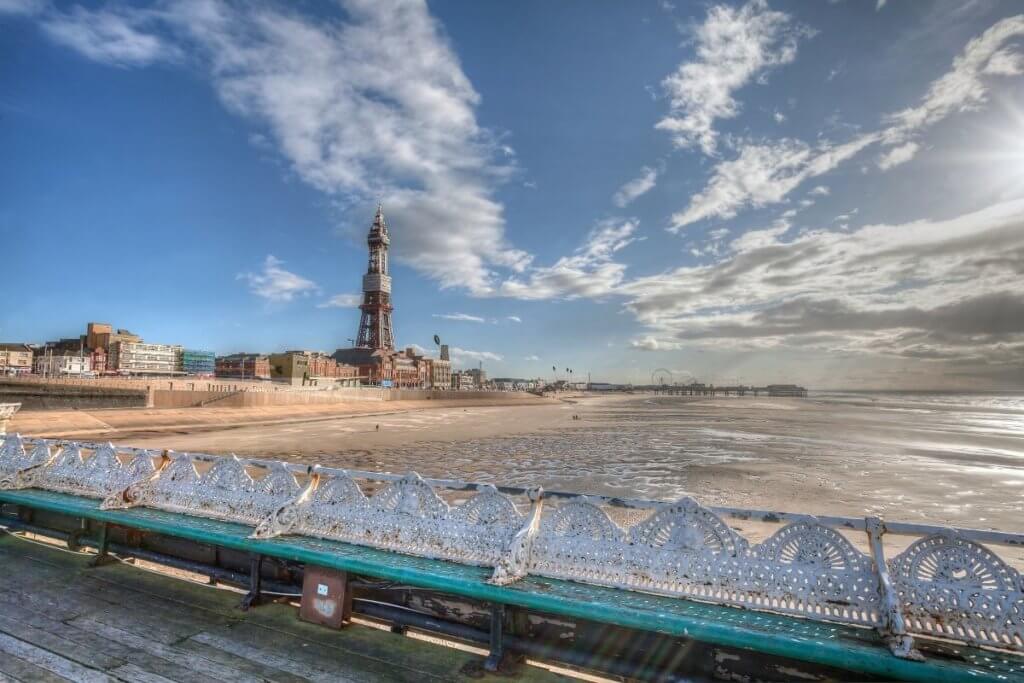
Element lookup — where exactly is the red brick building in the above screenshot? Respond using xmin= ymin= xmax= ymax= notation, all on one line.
xmin=91 ymin=347 xmax=106 ymax=375
xmin=302 ymin=351 xmax=357 ymax=380
xmin=215 ymin=353 xmax=271 ymax=379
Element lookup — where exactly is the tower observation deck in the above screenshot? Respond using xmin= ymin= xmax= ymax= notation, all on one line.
xmin=355 ymin=205 xmax=395 ymax=350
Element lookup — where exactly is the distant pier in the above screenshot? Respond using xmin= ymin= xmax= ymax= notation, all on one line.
xmin=650 ymin=382 xmax=808 ymax=397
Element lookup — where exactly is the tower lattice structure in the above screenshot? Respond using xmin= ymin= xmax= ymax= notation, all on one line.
xmin=355 ymin=205 xmax=395 ymax=350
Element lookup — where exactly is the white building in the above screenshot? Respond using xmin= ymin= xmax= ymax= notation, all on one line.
xmin=108 ymin=341 xmax=183 ymax=375
xmin=34 ymin=353 xmax=92 ymax=377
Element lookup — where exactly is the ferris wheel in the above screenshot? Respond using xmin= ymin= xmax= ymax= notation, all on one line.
xmin=651 ymin=368 xmax=674 ymax=386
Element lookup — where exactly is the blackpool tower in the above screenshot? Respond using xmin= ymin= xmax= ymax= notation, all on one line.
xmin=355 ymin=205 xmax=395 ymax=350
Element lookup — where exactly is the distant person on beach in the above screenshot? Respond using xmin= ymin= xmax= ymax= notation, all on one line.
xmin=375 ymin=424 xmax=380 ymax=432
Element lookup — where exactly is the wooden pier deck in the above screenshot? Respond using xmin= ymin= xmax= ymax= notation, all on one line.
xmin=0 ymin=533 xmax=568 ymax=683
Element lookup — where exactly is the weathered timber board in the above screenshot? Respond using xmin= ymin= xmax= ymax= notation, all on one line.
xmin=0 ymin=533 xmax=565 ymax=682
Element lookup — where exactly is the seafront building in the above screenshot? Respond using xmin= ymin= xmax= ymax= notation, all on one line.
xmin=85 ymin=322 xmax=141 ymax=351
xmin=180 ymin=349 xmax=216 ymax=377
xmin=37 ymin=322 xmax=215 ymax=377
xmin=268 ymin=350 xmax=359 ymax=386
xmin=492 ymin=377 xmax=541 ymax=391
xmin=34 ymin=352 xmax=92 ymax=377
xmin=107 ymin=340 xmax=183 ymax=375
xmin=215 ymin=353 xmax=271 ymax=380
xmin=0 ymin=343 xmax=34 ymax=376
xmin=332 ymin=206 xmax=451 ymax=388
xmin=450 ymin=371 xmax=475 ymax=390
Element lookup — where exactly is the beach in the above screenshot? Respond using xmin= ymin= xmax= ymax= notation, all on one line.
xmin=21 ymin=391 xmax=1021 ymax=546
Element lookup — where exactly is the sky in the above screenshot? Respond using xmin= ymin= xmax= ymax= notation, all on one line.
xmin=2 ymin=0 xmax=1024 ymax=389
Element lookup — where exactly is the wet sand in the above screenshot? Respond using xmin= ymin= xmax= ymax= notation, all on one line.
xmin=109 ymin=393 xmax=1024 ymax=537
xmin=18 ymin=391 xmax=1022 ymax=563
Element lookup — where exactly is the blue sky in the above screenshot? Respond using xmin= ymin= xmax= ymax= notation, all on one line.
xmin=3 ymin=0 xmax=1024 ymax=388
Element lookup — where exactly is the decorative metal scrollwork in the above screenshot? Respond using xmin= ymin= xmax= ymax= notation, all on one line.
xmin=747 ymin=519 xmax=881 ymax=626
xmin=373 ymin=472 xmax=448 ymax=518
xmin=543 ymin=499 xmax=622 ymax=540
xmin=0 ymin=435 xmax=52 ymax=489
xmin=889 ymin=533 xmax=1024 ymax=650
xmin=27 ymin=443 xmax=158 ymax=499
xmin=631 ymin=496 xmax=748 ymax=555
xmin=253 ymin=470 xmax=523 ymax=568
xmin=102 ymin=452 xmax=300 ymax=526
xmin=453 ymin=484 xmax=521 ymax=528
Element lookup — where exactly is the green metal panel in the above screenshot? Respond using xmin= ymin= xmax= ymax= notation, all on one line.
xmin=1 ymin=489 xmax=1021 ymax=683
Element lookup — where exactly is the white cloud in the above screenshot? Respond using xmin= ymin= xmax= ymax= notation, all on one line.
xmin=406 ymin=342 xmax=499 ymax=365
xmin=450 ymin=346 xmax=503 ymax=364
xmin=669 ymin=134 xmax=876 ymax=230
xmin=623 ymin=198 xmax=1024 ymax=372
xmin=317 ymin=293 xmax=362 ymax=308
xmin=506 ymin=315 xmax=522 ymax=323
xmin=772 ymin=110 xmax=786 ymax=124
xmin=612 ymin=166 xmax=658 ymax=207
xmin=238 ymin=255 xmax=318 ymax=303
xmin=524 ymin=354 xmax=540 ymax=361
xmin=35 ymin=0 xmax=531 ymax=296
xmin=877 ymin=141 xmax=920 ymax=170
xmin=433 ymin=312 xmax=486 ymax=323
xmin=656 ymin=0 xmax=808 ymax=155
xmin=808 ymin=185 xmax=830 ymax=196
xmin=41 ymin=6 xmax=180 ymax=67
xmin=499 ymin=219 xmax=639 ymax=300
xmin=882 ymin=15 xmax=1024 ymax=146
xmin=670 ymin=15 xmax=1024 ymax=229
xmin=630 ymin=336 xmax=685 ymax=351
xmin=181 ymin=0 xmax=532 ymax=295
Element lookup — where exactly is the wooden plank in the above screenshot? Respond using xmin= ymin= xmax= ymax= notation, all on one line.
xmin=0 ymin=596 xmax=226 ymax=683
xmin=64 ymin=617 xmax=250 ymax=683
xmin=0 ymin=632 xmax=114 ymax=683
xmin=0 ymin=612 xmax=125 ymax=672
xmin=0 ymin=582 xmax=84 ymax=624
xmin=169 ymin=637 xmax=313 ymax=683
xmin=0 ymin=652 xmax=74 ymax=683
xmin=188 ymin=632 xmax=354 ymax=683
xmin=0 ymin=528 xmax=566 ymax=683
xmin=106 ymin=664 xmax=180 ymax=683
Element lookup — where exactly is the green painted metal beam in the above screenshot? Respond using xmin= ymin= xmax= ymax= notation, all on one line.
xmin=1 ymin=489 xmax=1021 ymax=683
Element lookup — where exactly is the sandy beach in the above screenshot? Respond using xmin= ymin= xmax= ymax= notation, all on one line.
xmin=9 ymin=391 xmax=1023 ymax=562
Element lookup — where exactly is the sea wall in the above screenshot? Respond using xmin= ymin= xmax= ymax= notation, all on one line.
xmin=0 ymin=380 xmax=148 ymax=410
xmin=7 ymin=377 xmax=544 ymax=411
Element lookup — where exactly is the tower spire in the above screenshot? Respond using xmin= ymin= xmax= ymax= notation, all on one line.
xmin=355 ymin=204 xmax=395 ymax=350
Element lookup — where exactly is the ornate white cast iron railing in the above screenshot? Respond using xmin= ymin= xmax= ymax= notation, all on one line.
xmin=1 ymin=434 xmax=1023 ymax=660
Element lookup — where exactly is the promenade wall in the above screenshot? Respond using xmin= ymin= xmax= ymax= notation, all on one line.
xmin=0 ymin=379 xmax=148 ymax=410
xmin=4 ymin=377 xmax=543 ymax=410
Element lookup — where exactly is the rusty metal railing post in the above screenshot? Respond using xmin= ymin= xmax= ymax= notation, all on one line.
xmin=88 ymin=521 xmax=115 ymax=567
xmin=484 ymin=603 xmax=507 ymax=672
xmin=240 ymin=553 xmax=264 ymax=610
